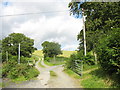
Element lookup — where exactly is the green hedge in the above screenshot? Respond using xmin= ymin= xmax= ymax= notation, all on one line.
xmin=2 ymin=60 xmax=39 ymax=81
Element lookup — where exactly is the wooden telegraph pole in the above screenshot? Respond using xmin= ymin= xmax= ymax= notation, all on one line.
xmin=18 ymin=43 xmax=20 ymax=64
xmin=82 ymin=8 xmax=87 ymax=56
xmin=80 ymin=8 xmax=87 ymax=76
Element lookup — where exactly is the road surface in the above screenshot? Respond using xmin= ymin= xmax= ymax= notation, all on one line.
xmin=4 ymin=58 xmax=81 ymax=88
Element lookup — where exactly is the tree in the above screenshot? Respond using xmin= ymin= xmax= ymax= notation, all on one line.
xmin=69 ymin=1 xmax=120 ymax=31
xmin=69 ymin=1 xmax=120 ymax=54
xmin=69 ymin=1 xmax=120 ymax=51
xmin=2 ymin=33 xmax=37 ymax=62
xmin=42 ymin=41 xmax=62 ymax=58
xmin=96 ymin=28 xmax=120 ymax=74
xmin=68 ymin=1 xmax=120 ymax=76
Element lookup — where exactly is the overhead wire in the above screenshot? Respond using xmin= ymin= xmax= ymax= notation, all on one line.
xmin=0 ymin=10 xmax=69 ymax=17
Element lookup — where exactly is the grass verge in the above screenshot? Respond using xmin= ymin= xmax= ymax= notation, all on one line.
xmin=38 ymin=60 xmax=45 ymax=68
xmin=81 ymin=69 xmax=109 ymax=88
xmin=44 ymin=60 xmax=54 ymax=66
xmin=64 ymin=69 xmax=81 ymax=79
xmin=50 ymin=71 xmax=57 ymax=77
xmin=64 ymin=65 xmax=119 ymax=88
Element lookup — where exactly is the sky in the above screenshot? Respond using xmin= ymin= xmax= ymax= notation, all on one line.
xmin=1 ymin=0 xmax=83 ymax=51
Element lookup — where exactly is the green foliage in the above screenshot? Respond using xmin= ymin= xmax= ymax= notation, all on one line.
xmin=45 ymin=57 xmax=51 ymax=62
xmin=42 ymin=41 xmax=62 ymax=58
xmin=96 ymin=28 xmax=120 ymax=75
xmin=69 ymin=2 xmax=120 ymax=31
xmin=83 ymin=64 xmax=98 ymax=71
xmin=2 ymin=33 xmax=37 ymax=62
xmin=90 ymin=68 xmax=120 ymax=88
xmin=2 ymin=60 xmax=39 ymax=80
xmin=65 ymin=53 xmax=77 ymax=70
xmin=65 ymin=65 xmax=114 ymax=88
xmin=44 ymin=60 xmax=54 ymax=66
xmin=83 ymin=54 xmax=95 ymax=65
xmin=69 ymin=1 xmax=120 ymax=83
xmin=68 ymin=1 xmax=120 ymax=87
xmin=64 ymin=69 xmax=81 ymax=79
xmin=66 ymin=52 xmax=96 ymax=74
xmin=25 ymin=67 xmax=39 ymax=80
xmin=81 ymin=75 xmax=107 ymax=88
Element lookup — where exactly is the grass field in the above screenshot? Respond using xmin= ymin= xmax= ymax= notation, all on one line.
xmin=64 ymin=65 xmax=119 ymax=88
xmin=33 ymin=50 xmax=76 ymax=58
xmin=32 ymin=50 xmax=43 ymax=59
xmin=59 ymin=50 xmax=77 ymax=57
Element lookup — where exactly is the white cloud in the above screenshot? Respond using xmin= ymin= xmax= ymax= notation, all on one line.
xmin=62 ymin=44 xmax=79 ymax=51
xmin=2 ymin=1 xmax=83 ymax=51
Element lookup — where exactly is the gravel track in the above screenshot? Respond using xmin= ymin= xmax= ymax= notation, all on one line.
xmin=4 ymin=58 xmax=81 ymax=88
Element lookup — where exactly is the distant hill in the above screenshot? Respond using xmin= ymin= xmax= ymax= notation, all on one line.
xmin=59 ymin=50 xmax=77 ymax=57
xmin=33 ymin=50 xmax=43 ymax=58
xmin=33 ymin=50 xmax=76 ymax=58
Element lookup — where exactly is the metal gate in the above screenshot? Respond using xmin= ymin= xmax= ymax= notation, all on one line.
xmin=75 ymin=60 xmax=83 ymax=76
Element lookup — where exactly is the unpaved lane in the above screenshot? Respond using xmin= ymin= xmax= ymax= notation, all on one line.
xmin=4 ymin=59 xmax=81 ymax=88
xmin=48 ymin=66 xmax=81 ymax=88
xmin=39 ymin=58 xmax=81 ymax=88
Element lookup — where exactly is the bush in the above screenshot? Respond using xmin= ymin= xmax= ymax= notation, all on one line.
xmin=25 ymin=67 xmax=39 ymax=79
xmin=45 ymin=57 xmax=51 ymax=62
xmin=96 ymin=28 xmax=120 ymax=75
xmin=66 ymin=51 xmax=96 ymax=75
xmin=2 ymin=60 xmax=39 ymax=80
xmin=2 ymin=60 xmax=18 ymax=77
xmin=66 ymin=53 xmax=77 ymax=70
xmin=82 ymin=54 xmax=95 ymax=65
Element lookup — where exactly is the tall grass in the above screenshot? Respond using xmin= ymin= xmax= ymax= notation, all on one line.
xmin=64 ymin=64 xmax=119 ymax=88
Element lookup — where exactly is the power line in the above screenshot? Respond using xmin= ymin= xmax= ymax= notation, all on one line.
xmin=0 ymin=10 xmax=69 ymax=17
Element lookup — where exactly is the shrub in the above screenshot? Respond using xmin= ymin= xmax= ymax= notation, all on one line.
xmin=25 ymin=67 xmax=39 ymax=79
xmin=82 ymin=54 xmax=95 ymax=65
xmin=2 ymin=60 xmax=39 ymax=80
xmin=96 ymin=28 xmax=120 ymax=75
xmin=45 ymin=57 xmax=51 ymax=62
xmin=66 ymin=51 xmax=96 ymax=75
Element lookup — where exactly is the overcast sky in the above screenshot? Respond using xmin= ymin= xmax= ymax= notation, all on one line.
xmin=1 ymin=0 xmax=83 ymax=51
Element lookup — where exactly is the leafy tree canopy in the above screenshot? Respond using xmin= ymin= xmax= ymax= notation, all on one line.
xmin=68 ymin=1 xmax=120 ymax=75
xmin=69 ymin=1 xmax=120 ymax=31
xmin=42 ymin=41 xmax=62 ymax=58
xmin=2 ymin=33 xmax=37 ymax=62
